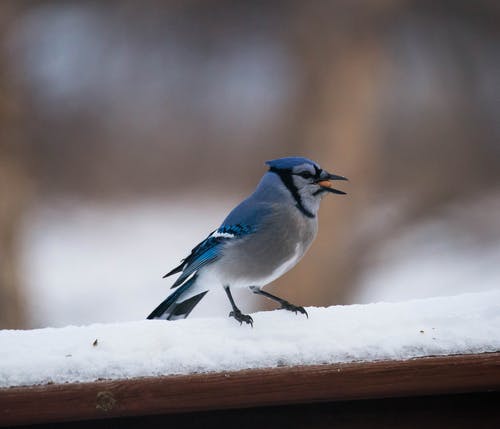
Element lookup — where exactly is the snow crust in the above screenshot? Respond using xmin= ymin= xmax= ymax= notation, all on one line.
xmin=1 ymin=290 xmax=499 ymax=388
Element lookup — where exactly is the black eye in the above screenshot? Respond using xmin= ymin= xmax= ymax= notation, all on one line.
xmin=298 ymin=171 xmax=313 ymax=179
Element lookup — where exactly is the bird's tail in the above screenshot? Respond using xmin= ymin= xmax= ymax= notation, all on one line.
xmin=147 ymin=274 xmax=208 ymax=320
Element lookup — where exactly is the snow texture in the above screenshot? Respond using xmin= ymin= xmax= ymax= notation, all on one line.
xmin=1 ymin=290 xmax=499 ymax=388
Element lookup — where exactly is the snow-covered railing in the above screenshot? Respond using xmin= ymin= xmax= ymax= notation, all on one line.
xmin=1 ymin=291 xmax=499 ymax=426
xmin=1 ymin=353 xmax=499 ymax=426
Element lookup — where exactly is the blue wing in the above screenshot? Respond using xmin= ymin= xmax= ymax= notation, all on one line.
xmin=165 ymin=224 xmax=254 ymax=288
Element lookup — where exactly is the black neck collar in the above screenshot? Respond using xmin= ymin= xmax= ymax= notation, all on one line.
xmin=269 ymin=167 xmax=315 ymax=218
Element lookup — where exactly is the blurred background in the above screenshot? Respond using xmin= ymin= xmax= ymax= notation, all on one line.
xmin=1 ymin=0 xmax=499 ymax=329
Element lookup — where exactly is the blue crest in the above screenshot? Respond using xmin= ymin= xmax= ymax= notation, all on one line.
xmin=265 ymin=157 xmax=319 ymax=171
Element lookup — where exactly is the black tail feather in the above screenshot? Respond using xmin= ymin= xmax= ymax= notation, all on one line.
xmin=147 ymin=274 xmax=205 ymax=320
xmin=167 ymin=291 xmax=208 ymax=320
xmin=147 ymin=288 xmax=182 ymax=319
xmin=162 ymin=262 xmax=184 ymax=278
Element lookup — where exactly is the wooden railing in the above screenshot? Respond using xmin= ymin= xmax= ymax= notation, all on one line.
xmin=1 ymin=352 xmax=499 ymax=427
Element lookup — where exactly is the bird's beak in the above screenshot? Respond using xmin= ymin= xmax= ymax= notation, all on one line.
xmin=316 ymin=172 xmax=348 ymax=195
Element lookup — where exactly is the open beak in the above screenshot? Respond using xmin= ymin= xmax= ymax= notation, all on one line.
xmin=316 ymin=173 xmax=348 ymax=195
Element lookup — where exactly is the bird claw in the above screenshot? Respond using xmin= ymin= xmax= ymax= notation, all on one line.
xmin=229 ymin=310 xmax=253 ymax=327
xmin=280 ymin=302 xmax=308 ymax=318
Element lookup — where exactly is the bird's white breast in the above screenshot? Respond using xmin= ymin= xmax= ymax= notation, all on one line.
xmin=255 ymin=243 xmax=303 ymax=287
xmin=203 ymin=242 xmax=304 ymax=289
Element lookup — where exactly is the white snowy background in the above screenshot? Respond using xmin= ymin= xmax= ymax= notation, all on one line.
xmin=20 ymin=196 xmax=240 ymax=327
xmin=20 ymin=194 xmax=500 ymax=328
xmin=6 ymin=2 xmax=500 ymax=331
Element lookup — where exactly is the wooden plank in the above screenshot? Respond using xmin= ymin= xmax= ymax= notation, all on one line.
xmin=1 ymin=352 xmax=499 ymax=427
xmin=16 ymin=392 xmax=500 ymax=429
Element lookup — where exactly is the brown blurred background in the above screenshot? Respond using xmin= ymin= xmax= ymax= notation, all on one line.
xmin=1 ymin=0 xmax=499 ymax=329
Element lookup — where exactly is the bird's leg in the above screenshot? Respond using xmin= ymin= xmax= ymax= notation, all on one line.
xmin=249 ymin=286 xmax=308 ymax=318
xmin=224 ymin=285 xmax=253 ymax=326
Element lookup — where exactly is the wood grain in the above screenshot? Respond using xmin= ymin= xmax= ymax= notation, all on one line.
xmin=1 ymin=352 xmax=499 ymax=427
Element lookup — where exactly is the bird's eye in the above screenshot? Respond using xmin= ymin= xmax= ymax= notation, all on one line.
xmin=298 ymin=171 xmax=313 ymax=179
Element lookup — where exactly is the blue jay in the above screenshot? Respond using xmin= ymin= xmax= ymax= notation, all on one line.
xmin=147 ymin=157 xmax=347 ymax=326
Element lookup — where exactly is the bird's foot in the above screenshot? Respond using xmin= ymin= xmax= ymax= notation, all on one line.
xmin=280 ymin=302 xmax=308 ymax=318
xmin=229 ymin=309 xmax=253 ymax=327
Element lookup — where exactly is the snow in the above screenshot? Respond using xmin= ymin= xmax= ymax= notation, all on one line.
xmin=1 ymin=290 xmax=499 ymax=388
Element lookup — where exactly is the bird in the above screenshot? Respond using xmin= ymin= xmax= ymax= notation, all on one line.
xmin=147 ymin=157 xmax=347 ymax=326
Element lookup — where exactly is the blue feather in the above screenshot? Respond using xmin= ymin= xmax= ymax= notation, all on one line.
xmin=265 ymin=157 xmax=319 ymax=171
xmin=166 ymin=223 xmax=255 ymax=288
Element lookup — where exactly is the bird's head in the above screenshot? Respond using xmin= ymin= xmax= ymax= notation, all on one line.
xmin=266 ymin=157 xmax=348 ymax=217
